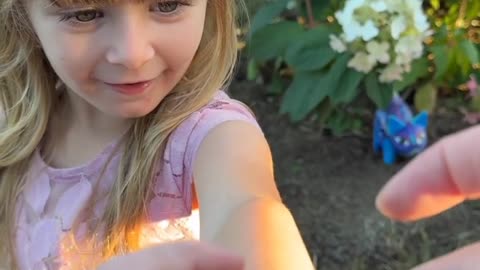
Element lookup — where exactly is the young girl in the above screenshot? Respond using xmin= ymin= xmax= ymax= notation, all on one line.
xmin=0 ymin=0 xmax=314 ymax=269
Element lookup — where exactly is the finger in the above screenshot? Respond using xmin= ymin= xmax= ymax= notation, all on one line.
xmin=411 ymin=242 xmax=480 ymax=270
xmin=178 ymin=241 xmax=245 ymax=270
xmin=376 ymin=125 xmax=480 ymax=221
xmin=98 ymin=241 xmax=244 ymax=270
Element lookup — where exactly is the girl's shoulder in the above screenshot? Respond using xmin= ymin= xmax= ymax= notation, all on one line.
xmin=147 ymin=90 xmax=262 ymax=222
xmin=171 ymin=90 xmax=260 ymax=144
xmin=166 ymin=90 xmax=262 ymax=177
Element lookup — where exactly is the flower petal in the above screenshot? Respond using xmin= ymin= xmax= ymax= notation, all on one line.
xmin=360 ymin=20 xmax=379 ymax=41
xmin=391 ymin=16 xmax=407 ymax=40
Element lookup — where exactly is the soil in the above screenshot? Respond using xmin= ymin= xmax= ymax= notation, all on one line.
xmin=227 ymin=79 xmax=480 ymax=270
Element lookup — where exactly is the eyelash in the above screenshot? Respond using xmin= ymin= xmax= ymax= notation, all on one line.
xmin=58 ymin=1 xmax=192 ymax=26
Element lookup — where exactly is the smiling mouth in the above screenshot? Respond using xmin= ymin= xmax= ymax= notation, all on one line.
xmin=104 ymin=79 xmax=154 ymax=95
xmin=106 ymin=79 xmax=152 ymax=85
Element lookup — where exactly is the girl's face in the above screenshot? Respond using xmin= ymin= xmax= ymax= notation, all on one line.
xmin=26 ymin=0 xmax=207 ymax=118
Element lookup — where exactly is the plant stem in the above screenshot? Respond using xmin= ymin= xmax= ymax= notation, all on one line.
xmin=305 ymin=0 xmax=316 ymax=28
xmin=455 ymin=0 xmax=468 ymax=28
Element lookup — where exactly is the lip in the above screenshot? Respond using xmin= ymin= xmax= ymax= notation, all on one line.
xmin=105 ymin=79 xmax=154 ymax=95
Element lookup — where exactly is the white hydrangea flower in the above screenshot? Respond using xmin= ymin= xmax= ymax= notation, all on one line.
xmin=391 ymin=15 xmax=407 ymax=40
xmin=366 ymin=41 xmax=390 ymax=64
xmin=359 ymin=20 xmax=380 ymax=41
xmin=335 ymin=0 xmax=379 ymax=42
xmin=382 ymin=0 xmax=402 ymax=12
xmin=348 ymin=52 xmax=376 ymax=73
xmin=379 ymin=64 xmax=404 ymax=82
xmin=369 ymin=0 xmax=388 ymax=12
xmin=286 ymin=0 xmax=296 ymax=10
xmin=395 ymin=53 xmax=413 ymax=73
xmin=405 ymin=0 xmax=430 ymax=33
xmin=334 ymin=0 xmax=366 ymax=26
xmin=332 ymin=0 xmax=430 ymax=82
xmin=341 ymin=21 xmax=361 ymax=42
xmin=413 ymin=10 xmax=430 ymax=33
xmin=395 ymin=36 xmax=424 ymax=59
xmin=329 ymin=34 xmax=347 ymax=53
xmin=342 ymin=20 xmax=380 ymax=42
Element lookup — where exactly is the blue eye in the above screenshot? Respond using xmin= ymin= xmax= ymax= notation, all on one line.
xmin=60 ymin=9 xmax=104 ymax=23
xmin=151 ymin=1 xmax=192 ymax=14
xmin=154 ymin=2 xmax=179 ymax=13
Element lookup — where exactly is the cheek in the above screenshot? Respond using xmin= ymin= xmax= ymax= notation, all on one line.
xmin=41 ymin=35 xmax=96 ymax=83
xmin=155 ymin=20 xmax=205 ymax=72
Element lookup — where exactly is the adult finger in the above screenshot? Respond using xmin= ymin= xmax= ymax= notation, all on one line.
xmin=376 ymin=125 xmax=480 ymax=221
xmin=411 ymin=242 xmax=480 ymax=270
xmin=97 ymin=241 xmax=244 ymax=270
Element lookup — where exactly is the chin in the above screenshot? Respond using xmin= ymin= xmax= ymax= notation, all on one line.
xmin=113 ymin=104 xmax=159 ymax=119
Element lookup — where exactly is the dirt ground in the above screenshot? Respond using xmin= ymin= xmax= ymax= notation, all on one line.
xmin=227 ymin=79 xmax=480 ymax=270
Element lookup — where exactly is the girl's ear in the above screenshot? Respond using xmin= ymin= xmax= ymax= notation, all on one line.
xmin=412 ymin=111 xmax=428 ymax=128
xmin=387 ymin=115 xmax=406 ymax=134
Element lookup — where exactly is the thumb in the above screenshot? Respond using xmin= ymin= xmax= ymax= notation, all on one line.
xmin=411 ymin=242 xmax=480 ymax=270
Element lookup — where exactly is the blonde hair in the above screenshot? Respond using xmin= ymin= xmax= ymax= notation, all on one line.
xmin=0 ymin=0 xmax=245 ymax=268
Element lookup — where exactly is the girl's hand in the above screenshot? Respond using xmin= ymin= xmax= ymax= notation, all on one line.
xmin=97 ymin=241 xmax=244 ymax=270
xmin=376 ymin=125 xmax=480 ymax=270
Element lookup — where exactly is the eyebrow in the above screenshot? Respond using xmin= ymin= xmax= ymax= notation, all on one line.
xmin=49 ymin=0 xmax=150 ymax=8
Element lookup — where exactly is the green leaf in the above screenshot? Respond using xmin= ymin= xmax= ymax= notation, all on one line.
xmin=268 ymin=72 xmax=286 ymax=95
xmin=430 ymin=0 xmax=440 ymax=10
xmin=331 ymin=69 xmax=365 ymax=104
xmin=327 ymin=53 xmax=351 ymax=83
xmin=249 ymin=0 xmax=289 ymax=35
xmin=280 ymin=71 xmax=329 ymax=121
xmin=249 ymin=21 xmax=304 ymax=62
xmin=430 ymin=45 xmax=449 ymax=80
xmin=393 ymin=58 xmax=430 ymax=92
xmin=316 ymin=98 xmax=334 ymax=125
xmin=466 ymin=0 xmax=480 ymax=21
xmin=326 ymin=109 xmax=353 ymax=136
xmin=433 ymin=26 xmax=448 ymax=44
xmin=284 ymin=25 xmax=336 ymax=71
xmin=414 ymin=83 xmax=437 ymax=113
xmin=470 ymin=95 xmax=480 ymax=112
xmin=459 ymin=39 xmax=479 ymax=65
xmin=246 ymin=59 xmax=259 ymax=81
xmin=445 ymin=3 xmax=460 ymax=26
xmin=455 ymin=45 xmax=472 ymax=77
xmin=280 ymin=53 xmax=350 ymax=121
xmin=366 ymin=73 xmax=393 ymax=109
xmin=285 ymin=45 xmax=336 ymax=71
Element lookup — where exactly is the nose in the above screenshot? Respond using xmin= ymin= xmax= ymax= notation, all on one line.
xmin=105 ymin=14 xmax=155 ymax=70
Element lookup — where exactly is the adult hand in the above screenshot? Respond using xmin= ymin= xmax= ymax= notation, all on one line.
xmin=97 ymin=241 xmax=244 ymax=270
xmin=376 ymin=125 xmax=480 ymax=270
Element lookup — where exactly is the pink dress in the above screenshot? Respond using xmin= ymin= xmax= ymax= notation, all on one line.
xmin=13 ymin=91 xmax=261 ymax=270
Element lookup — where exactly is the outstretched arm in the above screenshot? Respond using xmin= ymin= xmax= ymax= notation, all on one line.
xmin=194 ymin=121 xmax=314 ymax=270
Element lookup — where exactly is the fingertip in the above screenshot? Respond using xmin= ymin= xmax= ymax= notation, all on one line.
xmin=374 ymin=189 xmax=387 ymax=216
xmin=375 ymin=184 xmax=400 ymax=220
xmin=375 ymin=173 xmax=417 ymax=222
